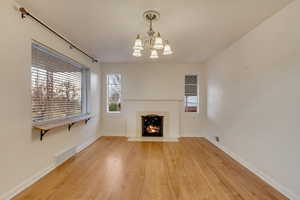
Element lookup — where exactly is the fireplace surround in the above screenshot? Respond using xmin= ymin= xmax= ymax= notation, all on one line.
xmin=124 ymin=99 xmax=181 ymax=141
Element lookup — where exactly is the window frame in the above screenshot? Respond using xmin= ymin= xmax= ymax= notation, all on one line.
xmin=106 ymin=73 xmax=122 ymax=113
xmin=184 ymin=73 xmax=199 ymax=113
xmin=31 ymin=41 xmax=90 ymax=123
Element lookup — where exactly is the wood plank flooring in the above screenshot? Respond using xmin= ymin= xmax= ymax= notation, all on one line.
xmin=13 ymin=137 xmax=288 ymax=200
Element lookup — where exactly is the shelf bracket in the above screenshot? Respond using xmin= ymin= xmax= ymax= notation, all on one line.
xmin=85 ymin=118 xmax=91 ymax=124
xmin=40 ymin=129 xmax=49 ymax=141
xmin=68 ymin=123 xmax=75 ymax=131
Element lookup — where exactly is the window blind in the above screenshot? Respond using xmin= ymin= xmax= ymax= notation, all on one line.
xmin=32 ymin=43 xmax=83 ymax=122
xmin=184 ymin=75 xmax=198 ymax=112
xmin=185 ymin=75 xmax=197 ymax=96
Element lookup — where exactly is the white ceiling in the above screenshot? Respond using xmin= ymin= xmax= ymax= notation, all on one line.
xmin=18 ymin=0 xmax=293 ymax=63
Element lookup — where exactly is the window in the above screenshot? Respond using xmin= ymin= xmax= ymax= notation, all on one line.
xmin=32 ymin=43 xmax=89 ymax=123
xmin=107 ymin=74 xmax=121 ymax=112
xmin=184 ymin=74 xmax=198 ymax=112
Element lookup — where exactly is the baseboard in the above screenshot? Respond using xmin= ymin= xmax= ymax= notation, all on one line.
xmin=101 ymin=132 xmax=126 ymax=137
xmin=0 ymin=134 xmax=102 ymax=200
xmin=206 ymin=137 xmax=299 ymax=200
xmin=180 ymin=134 xmax=206 ymax=138
xmin=128 ymin=137 xmax=178 ymax=142
xmin=76 ymin=134 xmax=102 ymax=153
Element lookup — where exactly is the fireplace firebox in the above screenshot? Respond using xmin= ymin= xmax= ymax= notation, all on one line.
xmin=142 ymin=115 xmax=163 ymax=137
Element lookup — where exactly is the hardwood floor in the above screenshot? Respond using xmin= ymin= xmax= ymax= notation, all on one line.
xmin=13 ymin=137 xmax=287 ymax=200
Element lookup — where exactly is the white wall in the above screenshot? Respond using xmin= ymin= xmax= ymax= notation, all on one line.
xmin=0 ymin=0 xmax=101 ymax=197
xmin=206 ymin=1 xmax=300 ymax=198
xmin=100 ymin=63 xmax=207 ymax=137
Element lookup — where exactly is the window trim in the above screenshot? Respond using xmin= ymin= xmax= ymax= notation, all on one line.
xmin=184 ymin=73 xmax=199 ymax=113
xmin=106 ymin=73 xmax=122 ymax=113
xmin=31 ymin=41 xmax=90 ymax=123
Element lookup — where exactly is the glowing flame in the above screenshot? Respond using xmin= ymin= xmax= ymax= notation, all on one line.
xmin=146 ymin=125 xmax=160 ymax=133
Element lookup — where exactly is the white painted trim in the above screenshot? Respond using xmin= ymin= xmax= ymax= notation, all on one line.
xmin=128 ymin=137 xmax=178 ymax=142
xmin=206 ymin=137 xmax=299 ymax=200
xmin=106 ymin=73 xmax=121 ymax=113
xmin=0 ymin=135 xmax=102 ymax=200
xmin=76 ymin=134 xmax=101 ymax=153
xmin=184 ymin=73 xmax=200 ymax=113
xmin=54 ymin=146 xmax=77 ymax=167
xmin=101 ymin=132 xmax=126 ymax=137
xmin=180 ymin=133 xmax=206 ymax=137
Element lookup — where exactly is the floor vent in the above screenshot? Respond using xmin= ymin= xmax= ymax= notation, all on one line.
xmin=54 ymin=146 xmax=77 ymax=167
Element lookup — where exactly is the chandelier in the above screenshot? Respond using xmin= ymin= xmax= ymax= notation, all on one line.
xmin=132 ymin=10 xmax=173 ymax=59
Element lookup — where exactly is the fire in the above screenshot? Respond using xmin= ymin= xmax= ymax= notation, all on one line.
xmin=146 ymin=125 xmax=160 ymax=133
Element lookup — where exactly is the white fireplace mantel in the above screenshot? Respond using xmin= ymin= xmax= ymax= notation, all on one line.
xmin=123 ymin=99 xmax=182 ymax=142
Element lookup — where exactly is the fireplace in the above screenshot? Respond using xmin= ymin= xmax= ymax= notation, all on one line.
xmin=142 ymin=114 xmax=163 ymax=137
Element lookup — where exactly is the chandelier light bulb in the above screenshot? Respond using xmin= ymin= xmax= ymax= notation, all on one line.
xmin=133 ymin=49 xmax=142 ymax=57
xmin=153 ymin=32 xmax=164 ymax=50
xmin=150 ymin=49 xmax=159 ymax=59
xmin=133 ymin=34 xmax=143 ymax=50
xmin=163 ymin=42 xmax=173 ymax=55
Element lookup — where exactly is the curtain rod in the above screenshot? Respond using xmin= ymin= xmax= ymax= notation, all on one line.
xmin=19 ymin=7 xmax=98 ymax=63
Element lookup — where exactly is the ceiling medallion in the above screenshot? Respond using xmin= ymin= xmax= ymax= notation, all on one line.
xmin=133 ymin=10 xmax=173 ymax=59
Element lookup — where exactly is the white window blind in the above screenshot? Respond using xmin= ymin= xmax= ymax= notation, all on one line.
xmin=107 ymin=74 xmax=121 ymax=112
xmin=32 ymin=43 xmax=87 ymax=123
xmin=184 ymin=74 xmax=198 ymax=112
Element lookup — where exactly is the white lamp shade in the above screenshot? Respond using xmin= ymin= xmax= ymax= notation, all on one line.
xmin=133 ymin=49 xmax=142 ymax=57
xmin=133 ymin=35 xmax=143 ymax=50
xmin=163 ymin=44 xmax=173 ymax=55
xmin=150 ymin=49 xmax=159 ymax=59
xmin=153 ymin=33 xmax=164 ymax=49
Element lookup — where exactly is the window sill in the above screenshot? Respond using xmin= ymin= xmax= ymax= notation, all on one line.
xmin=33 ymin=114 xmax=92 ymax=141
xmin=107 ymin=111 xmax=121 ymax=114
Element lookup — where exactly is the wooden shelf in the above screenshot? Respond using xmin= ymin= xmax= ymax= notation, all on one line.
xmin=33 ymin=114 xmax=92 ymax=141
